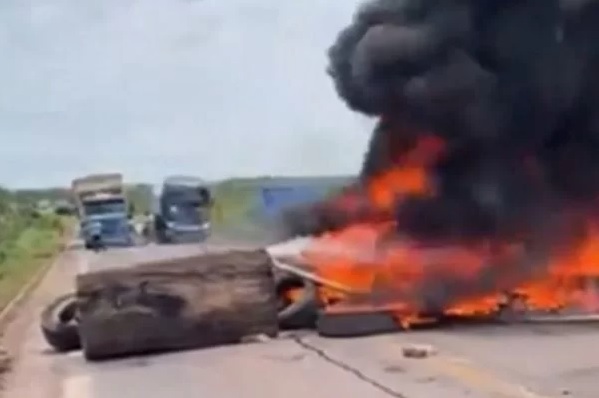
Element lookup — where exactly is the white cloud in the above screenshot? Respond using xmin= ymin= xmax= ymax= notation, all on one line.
xmin=0 ymin=0 xmax=373 ymax=188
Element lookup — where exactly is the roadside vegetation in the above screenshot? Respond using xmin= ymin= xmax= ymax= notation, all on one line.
xmin=0 ymin=188 xmax=69 ymax=311
xmin=16 ymin=183 xmax=153 ymax=215
xmin=209 ymin=176 xmax=353 ymax=238
xmin=210 ymin=178 xmax=263 ymax=229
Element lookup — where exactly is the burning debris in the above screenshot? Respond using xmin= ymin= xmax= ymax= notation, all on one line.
xmin=282 ymin=0 xmax=599 ymax=326
xmin=37 ymin=0 xmax=599 ymax=361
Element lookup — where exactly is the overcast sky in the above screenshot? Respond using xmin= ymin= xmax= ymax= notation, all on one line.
xmin=0 ymin=0 xmax=373 ymax=188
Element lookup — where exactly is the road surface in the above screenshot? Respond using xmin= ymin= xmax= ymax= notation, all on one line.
xmin=3 ymin=240 xmax=599 ymax=398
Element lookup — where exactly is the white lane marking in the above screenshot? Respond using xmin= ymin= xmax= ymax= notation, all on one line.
xmin=63 ymin=373 xmax=94 ymax=398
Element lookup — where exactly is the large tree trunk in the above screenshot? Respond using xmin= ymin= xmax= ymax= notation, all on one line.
xmin=76 ymin=249 xmax=279 ymax=361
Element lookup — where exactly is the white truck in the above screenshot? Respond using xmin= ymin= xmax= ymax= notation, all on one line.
xmin=71 ymin=173 xmax=134 ymax=250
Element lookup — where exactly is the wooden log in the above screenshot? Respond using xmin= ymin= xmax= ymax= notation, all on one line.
xmin=76 ymin=249 xmax=279 ymax=361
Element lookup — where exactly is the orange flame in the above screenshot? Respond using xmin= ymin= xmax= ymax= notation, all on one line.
xmin=282 ymin=287 xmax=305 ymax=303
xmin=302 ymin=136 xmax=599 ymax=327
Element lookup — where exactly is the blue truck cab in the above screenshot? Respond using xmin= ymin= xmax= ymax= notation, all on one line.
xmin=72 ymin=173 xmax=133 ymax=250
xmin=79 ymin=196 xmax=133 ymax=249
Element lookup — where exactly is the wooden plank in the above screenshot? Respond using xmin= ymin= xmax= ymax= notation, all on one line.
xmin=270 ymin=255 xmax=362 ymax=294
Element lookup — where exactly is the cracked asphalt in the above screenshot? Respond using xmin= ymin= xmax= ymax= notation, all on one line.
xmin=4 ymin=241 xmax=599 ymax=398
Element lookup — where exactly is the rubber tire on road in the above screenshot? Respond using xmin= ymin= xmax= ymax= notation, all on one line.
xmin=40 ymin=293 xmax=81 ymax=352
xmin=316 ymin=309 xmax=402 ymax=338
xmin=275 ymin=272 xmax=319 ymax=330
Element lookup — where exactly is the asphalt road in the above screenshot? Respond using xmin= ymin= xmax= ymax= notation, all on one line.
xmin=4 ymin=240 xmax=599 ymax=398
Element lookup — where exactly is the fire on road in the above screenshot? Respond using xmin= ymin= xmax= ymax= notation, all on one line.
xmin=3 ymin=243 xmax=599 ymax=398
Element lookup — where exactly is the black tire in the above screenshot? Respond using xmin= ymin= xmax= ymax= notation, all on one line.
xmin=155 ymin=227 xmax=169 ymax=244
xmin=316 ymin=309 xmax=402 ymax=338
xmin=275 ymin=272 xmax=319 ymax=330
xmin=142 ymin=224 xmax=153 ymax=244
xmin=40 ymin=293 xmax=81 ymax=352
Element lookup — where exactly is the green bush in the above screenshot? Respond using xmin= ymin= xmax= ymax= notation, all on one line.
xmin=0 ymin=188 xmax=67 ymax=309
xmin=209 ymin=176 xmax=352 ymax=238
xmin=211 ymin=180 xmax=260 ymax=228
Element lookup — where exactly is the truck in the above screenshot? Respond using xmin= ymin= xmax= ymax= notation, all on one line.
xmin=71 ymin=173 xmax=134 ymax=250
xmin=149 ymin=175 xmax=212 ymax=244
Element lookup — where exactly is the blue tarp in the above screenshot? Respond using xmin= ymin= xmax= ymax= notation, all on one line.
xmin=258 ymin=185 xmax=328 ymax=218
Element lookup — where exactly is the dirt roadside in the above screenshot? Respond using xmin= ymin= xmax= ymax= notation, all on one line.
xmin=0 ymin=247 xmax=81 ymax=398
xmin=0 ymin=231 xmax=268 ymax=398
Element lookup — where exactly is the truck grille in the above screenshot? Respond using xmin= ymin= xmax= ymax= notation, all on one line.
xmin=100 ymin=219 xmax=124 ymax=235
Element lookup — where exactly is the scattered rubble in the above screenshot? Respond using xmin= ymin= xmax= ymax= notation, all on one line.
xmin=402 ymin=344 xmax=436 ymax=359
xmin=241 ymin=334 xmax=274 ymax=344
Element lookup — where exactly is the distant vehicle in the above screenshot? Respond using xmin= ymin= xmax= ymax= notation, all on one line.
xmin=71 ymin=173 xmax=134 ymax=250
xmin=149 ymin=176 xmax=212 ymax=244
xmin=259 ymin=185 xmax=328 ymax=218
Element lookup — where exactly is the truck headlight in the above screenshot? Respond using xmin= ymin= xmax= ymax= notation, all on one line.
xmin=86 ymin=221 xmax=102 ymax=235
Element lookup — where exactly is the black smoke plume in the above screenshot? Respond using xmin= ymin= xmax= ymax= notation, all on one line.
xmin=282 ymin=0 xmax=599 ymax=249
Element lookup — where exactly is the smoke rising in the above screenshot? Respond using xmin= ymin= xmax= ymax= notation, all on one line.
xmin=283 ymin=0 xmax=599 ymax=248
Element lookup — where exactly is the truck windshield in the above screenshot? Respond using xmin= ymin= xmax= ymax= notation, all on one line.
xmin=163 ymin=187 xmax=210 ymax=206
xmin=164 ymin=202 xmax=202 ymax=225
xmin=83 ymin=199 xmax=127 ymax=216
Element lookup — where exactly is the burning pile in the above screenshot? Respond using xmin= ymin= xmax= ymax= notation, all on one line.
xmin=284 ymin=0 xmax=599 ymax=326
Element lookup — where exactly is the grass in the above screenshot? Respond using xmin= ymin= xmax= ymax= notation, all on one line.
xmin=209 ymin=176 xmax=352 ymax=240
xmin=0 ymin=216 xmax=67 ymax=311
xmin=211 ymin=181 xmax=261 ymax=229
